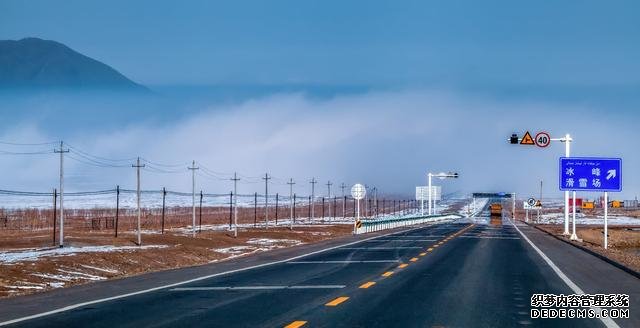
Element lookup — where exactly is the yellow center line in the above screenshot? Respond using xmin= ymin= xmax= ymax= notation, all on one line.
xmin=284 ymin=321 xmax=307 ymax=328
xmin=434 ymin=245 xmax=439 ymax=248
xmin=410 ymin=257 xmax=418 ymax=262
xmin=427 ymin=248 xmax=434 ymax=251
xmin=382 ymin=271 xmax=394 ymax=277
xmin=359 ymin=281 xmax=376 ymax=289
xmin=419 ymin=252 xmax=427 ymax=256
xmin=398 ymin=263 xmax=409 ymax=269
xmin=325 ymin=296 xmax=350 ymax=307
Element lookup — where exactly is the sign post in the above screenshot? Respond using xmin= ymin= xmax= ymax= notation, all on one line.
xmin=559 ymin=157 xmax=622 ymax=247
xmin=524 ymin=198 xmax=542 ymax=223
xmin=510 ymin=132 xmax=572 ymax=235
xmin=351 ymin=183 xmax=366 ymax=234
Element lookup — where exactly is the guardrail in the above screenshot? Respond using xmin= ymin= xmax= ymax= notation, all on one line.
xmin=355 ymin=213 xmax=462 ymax=234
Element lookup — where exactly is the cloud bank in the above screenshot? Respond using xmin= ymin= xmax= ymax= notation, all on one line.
xmin=1 ymin=89 xmax=638 ymax=200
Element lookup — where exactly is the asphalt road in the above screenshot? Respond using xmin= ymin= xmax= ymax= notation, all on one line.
xmin=2 ymin=216 xmax=638 ymax=327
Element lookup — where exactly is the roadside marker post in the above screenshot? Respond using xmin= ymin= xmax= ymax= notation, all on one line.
xmin=559 ymin=157 xmax=622 ymax=248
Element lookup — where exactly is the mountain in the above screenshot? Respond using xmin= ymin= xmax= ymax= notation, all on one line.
xmin=0 ymin=37 xmax=147 ymax=91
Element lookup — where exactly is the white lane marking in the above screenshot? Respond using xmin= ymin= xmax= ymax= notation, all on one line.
xmin=170 ymin=285 xmax=346 ymax=291
xmin=458 ymin=236 xmax=520 ymax=240
xmin=287 ymin=260 xmax=399 ymax=264
xmin=511 ymin=221 xmax=620 ymax=328
xmin=340 ymin=247 xmax=422 ymax=250
xmin=0 ymin=224 xmax=435 ymax=326
xmin=364 ymin=239 xmax=437 ymax=242
xmin=388 ymin=235 xmax=445 ymax=238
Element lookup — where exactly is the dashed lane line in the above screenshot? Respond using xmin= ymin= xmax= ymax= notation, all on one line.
xmin=325 ymin=297 xmax=349 ymax=307
xmin=359 ymin=282 xmax=376 ymax=289
xmin=284 ymin=321 xmax=307 ymax=328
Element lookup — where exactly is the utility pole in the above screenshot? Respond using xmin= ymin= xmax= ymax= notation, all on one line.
xmin=326 ymin=181 xmax=333 ymax=220
xmin=188 ymin=160 xmax=199 ymax=237
xmin=310 ymin=177 xmax=317 ymax=222
xmin=132 ymin=157 xmax=145 ymax=246
xmin=231 ymin=173 xmax=240 ymax=237
xmin=263 ymin=173 xmax=271 ymax=228
xmin=54 ymin=141 xmax=69 ymax=248
xmin=340 ymin=183 xmax=347 ymax=220
xmin=287 ymin=178 xmax=295 ymax=230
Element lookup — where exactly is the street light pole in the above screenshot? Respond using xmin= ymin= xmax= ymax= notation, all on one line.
xmin=427 ymin=172 xmax=459 ymax=215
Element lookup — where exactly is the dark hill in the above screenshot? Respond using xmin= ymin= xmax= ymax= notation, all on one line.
xmin=0 ymin=37 xmax=147 ymax=91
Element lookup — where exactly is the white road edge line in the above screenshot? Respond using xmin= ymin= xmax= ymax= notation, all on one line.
xmin=170 ymin=285 xmax=346 ymax=291
xmin=511 ymin=220 xmax=620 ymax=328
xmin=339 ymin=247 xmax=422 ymax=250
xmin=287 ymin=260 xmax=400 ymax=264
xmin=0 ymin=223 xmax=439 ymax=326
xmin=364 ymin=239 xmax=438 ymax=242
xmin=458 ymin=236 xmax=520 ymax=240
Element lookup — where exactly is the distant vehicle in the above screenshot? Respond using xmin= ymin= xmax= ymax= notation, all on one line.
xmin=490 ymin=203 xmax=502 ymax=216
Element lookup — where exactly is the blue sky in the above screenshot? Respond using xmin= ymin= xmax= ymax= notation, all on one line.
xmin=2 ymin=0 xmax=639 ymax=89
xmin=0 ymin=1 xmax=639 ymax=199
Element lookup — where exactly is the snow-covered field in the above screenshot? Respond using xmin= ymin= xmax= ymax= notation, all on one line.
xmin=0 ymin=245 xmax=168 ymax=264
xmin=534 ymin=212 xmax=640 ymax=225
xmin=0 ymin=192 xmax=312 ymax=210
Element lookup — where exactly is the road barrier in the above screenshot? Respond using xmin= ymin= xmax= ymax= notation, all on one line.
xmin=355 ymin=213 xmax=461 ymax=234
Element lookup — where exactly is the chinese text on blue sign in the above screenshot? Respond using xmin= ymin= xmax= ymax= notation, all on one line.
xmin=559 ymin=157 xmax=622 ymax=192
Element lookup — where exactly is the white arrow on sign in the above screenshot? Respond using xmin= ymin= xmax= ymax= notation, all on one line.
xmin=606 ymin=169 xmax=616 ymax=180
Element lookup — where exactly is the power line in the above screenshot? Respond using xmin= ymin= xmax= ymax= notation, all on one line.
xmin=0 ymin=141 xmax=57 ymax=146
xmin=66 ymin=143 xmax=137 ymax=163
xmin=0 ymin=150 xmax=51 ymax=155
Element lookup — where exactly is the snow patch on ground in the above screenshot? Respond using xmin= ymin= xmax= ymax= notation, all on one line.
xmin=210 ymin=238 xmax=304 ymax=261
xmin=79 ymin=264 xmax=119 ymax=274
xmin=535 ymin=213 xmax=640 ymax=225
xmin=212 ymin=246 xmax=254 ymax=254
xmin=246 ymin=238 xmax=301 ymax=246
xmin=0 ymin=245 xmax=168 ymax=264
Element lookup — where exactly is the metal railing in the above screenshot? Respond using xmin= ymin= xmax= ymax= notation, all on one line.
xmin=355 ymin=213 xmax=461 ymax=234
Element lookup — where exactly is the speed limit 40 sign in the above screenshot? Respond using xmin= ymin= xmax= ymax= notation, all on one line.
xmin=534 ymin=132 xmax=550 ymax=148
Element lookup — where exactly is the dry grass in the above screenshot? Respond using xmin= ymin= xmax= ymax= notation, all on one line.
xmin=0 ymin=225 xmax=352 ymax=299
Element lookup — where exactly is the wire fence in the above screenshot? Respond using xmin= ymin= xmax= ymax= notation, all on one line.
xmin=0 ymin=187 xmax=419 ymax=244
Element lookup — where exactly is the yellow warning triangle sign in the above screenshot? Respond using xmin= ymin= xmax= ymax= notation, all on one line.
xmin=520 ymin=131 xmax=535 ymax=145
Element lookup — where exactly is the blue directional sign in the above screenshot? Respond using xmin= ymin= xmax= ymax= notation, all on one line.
xmin=559 ymin=157 xmax=622 ymax=192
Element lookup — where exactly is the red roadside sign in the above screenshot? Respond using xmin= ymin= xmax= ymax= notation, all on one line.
xmin=534 ymin=132 xmax=550 ymax=148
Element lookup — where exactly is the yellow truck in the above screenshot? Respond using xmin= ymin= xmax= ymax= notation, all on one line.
xmin=490 ymin=203 xmax=502 ymax=216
